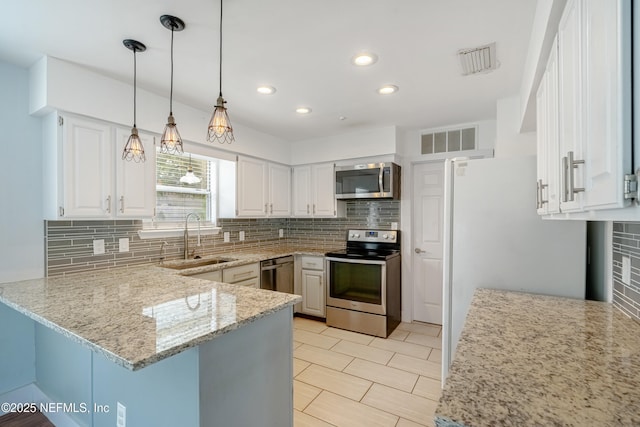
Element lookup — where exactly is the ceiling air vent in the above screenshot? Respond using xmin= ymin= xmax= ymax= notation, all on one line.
xmin=458 ymin=43 xmax=498 ymax=75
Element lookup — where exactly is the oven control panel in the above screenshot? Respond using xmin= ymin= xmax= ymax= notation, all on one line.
xmin=347 ymin=229 xmax=397 ymax=243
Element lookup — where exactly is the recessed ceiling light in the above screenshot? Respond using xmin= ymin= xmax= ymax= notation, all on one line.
xmin=296 ymin=107 xmax=312 ymax=114
xmin=257 ymin=85 xmax=276 ymax=95
xmin=378 ymin=85 xmax=399 ymax=95
xmin=352 ymin=52 xmax=378 ymax=66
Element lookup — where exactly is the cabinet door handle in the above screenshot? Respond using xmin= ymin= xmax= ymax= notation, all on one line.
xmin=536 ymin=180 xmax=540 ymax=209
xmin=106 ymin=195 xmax=111 ymax=213
xmin=307 ymin=204 xmax=310 ymax=214
xmin=313 ymin=204 xmax=316 ymax=214
xmin=264 ymin=203 xmax=268 ymax=213
xmin=270 ymin=203 xmax=273 ymax=214
xmin=565 ymin=151 xmax=584 ymax=202
xmin=538 ymin=179 xmax=548 ymax=208
xmin=120 ymin=196 xmax=125 ymax=213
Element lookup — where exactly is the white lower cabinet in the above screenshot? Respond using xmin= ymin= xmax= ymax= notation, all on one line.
xmin=188 ymin=270 xmax=223 ymax=282
xmin=296 ymin=256 xmax=326 ymax=317
xmin=222 ymin=263 xmax=260 ymax=288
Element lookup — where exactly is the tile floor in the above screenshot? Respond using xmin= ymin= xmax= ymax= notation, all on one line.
xmin=292 ymin=317 xmax=442 ymax=427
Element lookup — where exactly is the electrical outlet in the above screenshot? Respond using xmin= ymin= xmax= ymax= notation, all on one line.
xmin=93 ymin=239 xmax=105 ymax=255
xmin=279 ymin=229 xmax=284 ymax=238
xmin=239 ymin=231 xmax=245 ymax=241
xmin=391 ymin=222 xmax=398 ymax=231
xmin=622 ymin=256 xmax=631 ymax=285
xmin=223 ymin=232 xmax=230 ymax=243
xmin=116 ymin=402 xmax=126 ymax=427
xmin=119 ymin=238 xmax=129 ymax=253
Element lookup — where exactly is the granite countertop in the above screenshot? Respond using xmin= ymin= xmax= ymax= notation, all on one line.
xmin=435 ymin=289 xmax=640 ymax=427
xmin=0 ymin=257 xmax=306 ymax=371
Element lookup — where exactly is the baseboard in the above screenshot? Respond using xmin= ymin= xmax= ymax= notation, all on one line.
xmin=0 ymin=383 xmax=82 ymax=427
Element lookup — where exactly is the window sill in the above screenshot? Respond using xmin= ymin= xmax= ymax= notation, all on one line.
xmin=137 ymin=227 xmax=222 ymax=240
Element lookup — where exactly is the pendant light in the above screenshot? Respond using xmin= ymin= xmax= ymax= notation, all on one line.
xmin=160 ymin=15 xmax=185 ymax=154
xmin=207 ymin=0 xmax=235 ymax=144
xmin=180 ymin=154 xmax=202 ymax=184
xmin=122 ymin=39 xmax=146 ymax=162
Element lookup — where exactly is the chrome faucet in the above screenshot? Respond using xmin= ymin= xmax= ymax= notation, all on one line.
xmin=184 ymin=213 xmax=201 ymax=259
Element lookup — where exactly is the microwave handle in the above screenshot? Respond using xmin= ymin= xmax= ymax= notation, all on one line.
xmin=378 ymin=167 xmax=384 ymax=193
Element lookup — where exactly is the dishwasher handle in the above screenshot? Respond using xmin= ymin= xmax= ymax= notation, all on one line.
xmin=261 ymin=265 xmax=282 ymax=271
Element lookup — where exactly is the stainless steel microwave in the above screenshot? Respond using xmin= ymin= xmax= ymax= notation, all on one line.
xmin=335 ymin=163 xmax=401 ymax=199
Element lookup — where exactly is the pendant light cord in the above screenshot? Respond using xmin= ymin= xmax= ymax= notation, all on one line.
xmin=219 ymin=0 xmax=223 ymax=97
xmin=170 ymin=27 xmax=174 ymax=115
xmin=133 ymin=49 xmax=137 ymax=127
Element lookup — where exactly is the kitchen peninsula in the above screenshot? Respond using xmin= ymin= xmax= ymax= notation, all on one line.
xmin=0 ymin=264 xmax=300 ymax=427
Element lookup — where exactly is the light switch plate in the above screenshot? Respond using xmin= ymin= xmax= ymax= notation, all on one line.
xmin=116 ymin=402 xmax=126 ymax=427
xmin=93 ymin=239 xmax=105 ymax=255
xmin=119 ymin=238 xmax=129 ymax=253
xmin=622 ymin=256 xmax=631 ymax=285
xmin=223 ymin=232 xmax=230 ymax=243
xmin=239 ymin=231 xmax=245 ymax=241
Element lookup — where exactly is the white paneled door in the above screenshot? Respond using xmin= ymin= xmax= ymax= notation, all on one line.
xmin=412 ymin=162 xmax=445 ymax=325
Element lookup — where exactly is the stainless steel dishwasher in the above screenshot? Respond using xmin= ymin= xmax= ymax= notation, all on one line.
xmin=260 ymin=256 xmax=294 ymax=293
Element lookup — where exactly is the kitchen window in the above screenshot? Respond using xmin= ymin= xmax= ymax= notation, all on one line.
xmin=155 ymin=150 xmax=217 ymax=224
xmin=138 ymin=149 xmax=232 ymax=239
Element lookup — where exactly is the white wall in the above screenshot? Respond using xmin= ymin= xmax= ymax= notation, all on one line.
xmin=494 ymin=96 xmax=537 ymax=158
xmin=29 ymin=57 xmax=292 ymax=164
xmin=290 ymin=126 xmax=398 ymax=165
xmin=0 ymin=61 xmax=44 ymax=281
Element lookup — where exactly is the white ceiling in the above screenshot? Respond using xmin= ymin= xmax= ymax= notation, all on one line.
xmin=2 ymin=0 xmax=537 ymax=142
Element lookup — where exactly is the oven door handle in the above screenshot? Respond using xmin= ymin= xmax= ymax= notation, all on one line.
xmin=325 ymin=257 xmax=387 ymax=266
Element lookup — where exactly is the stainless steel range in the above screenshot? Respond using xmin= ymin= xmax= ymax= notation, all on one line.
xmin=325 ymin=229 xmax=401 ymax=338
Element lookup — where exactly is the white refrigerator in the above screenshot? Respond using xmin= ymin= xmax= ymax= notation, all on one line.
xmin=442 ymin=155 xmax=585 ymax=380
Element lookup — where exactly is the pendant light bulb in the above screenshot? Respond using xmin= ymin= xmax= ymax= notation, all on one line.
xmin=208 ymin=95 xmax=234 ymax=143
xmin=123 ymin=126 xmax=146 ymax=162
xmin=160 ymin=15 xmax=185 ymax=154
xmin=207 ymin=0 xmax=235 ymax=144
xmin=122 ymin=39 xmax=146 ymax=162
xmin=180 ymin=154 xmax=202 ymax=184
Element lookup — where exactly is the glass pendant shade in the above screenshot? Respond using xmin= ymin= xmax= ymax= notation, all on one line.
xmin=160 ymin=113 xmax=183 ymax=154
xmin=180 ymin=168 xmax=202 ymax=184
xmin=180 ymin=154 xmax=201 ymax=184
xmin=122 ymin=126 xmax=146 ymax=162
xmin=207 ymin=96 xmax=235 ymax=144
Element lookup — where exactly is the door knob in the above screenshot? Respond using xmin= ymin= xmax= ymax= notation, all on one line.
xmin=414 ymin=248 xmax=426 ymax=254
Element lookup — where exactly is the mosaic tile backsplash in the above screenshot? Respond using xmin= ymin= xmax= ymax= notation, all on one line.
xmin=45 ymin=200 xmax=400 ymax=277
xmin=612 ymin=222 xmax=640 ymax=323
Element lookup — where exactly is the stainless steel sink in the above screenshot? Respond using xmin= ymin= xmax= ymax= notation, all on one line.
xmin=163 ymin=257 xmax=236 ymax=270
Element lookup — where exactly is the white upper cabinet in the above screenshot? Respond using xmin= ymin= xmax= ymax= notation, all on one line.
xmin=45 ymin=113 xmax=156 ymax=219
xmin=537 ymin=0 xmax=633 ymax=218
xmin=61 ymin=115 xmax=113 ymax=218
xmin=557 ymin=0 xmax=585 ymax=213
xmin=536 ymin=36 xmax=560 ymax=215
xmin=292 ymin=166 xmax=312 ymax=216
xmin=268 ymin=163 xmax=292 ymax=217
xmin=292 ymin=163 xmax=344 ymax=218
xmin=115 ymin=127 xmax=156 ymax=217
xmin=236 ymin=156 xmax=269 ymax=217
xmin=580 ymin=0 xmax=632 ymax=211
xmin=236 ymin=156 xmax=291 ymax=217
